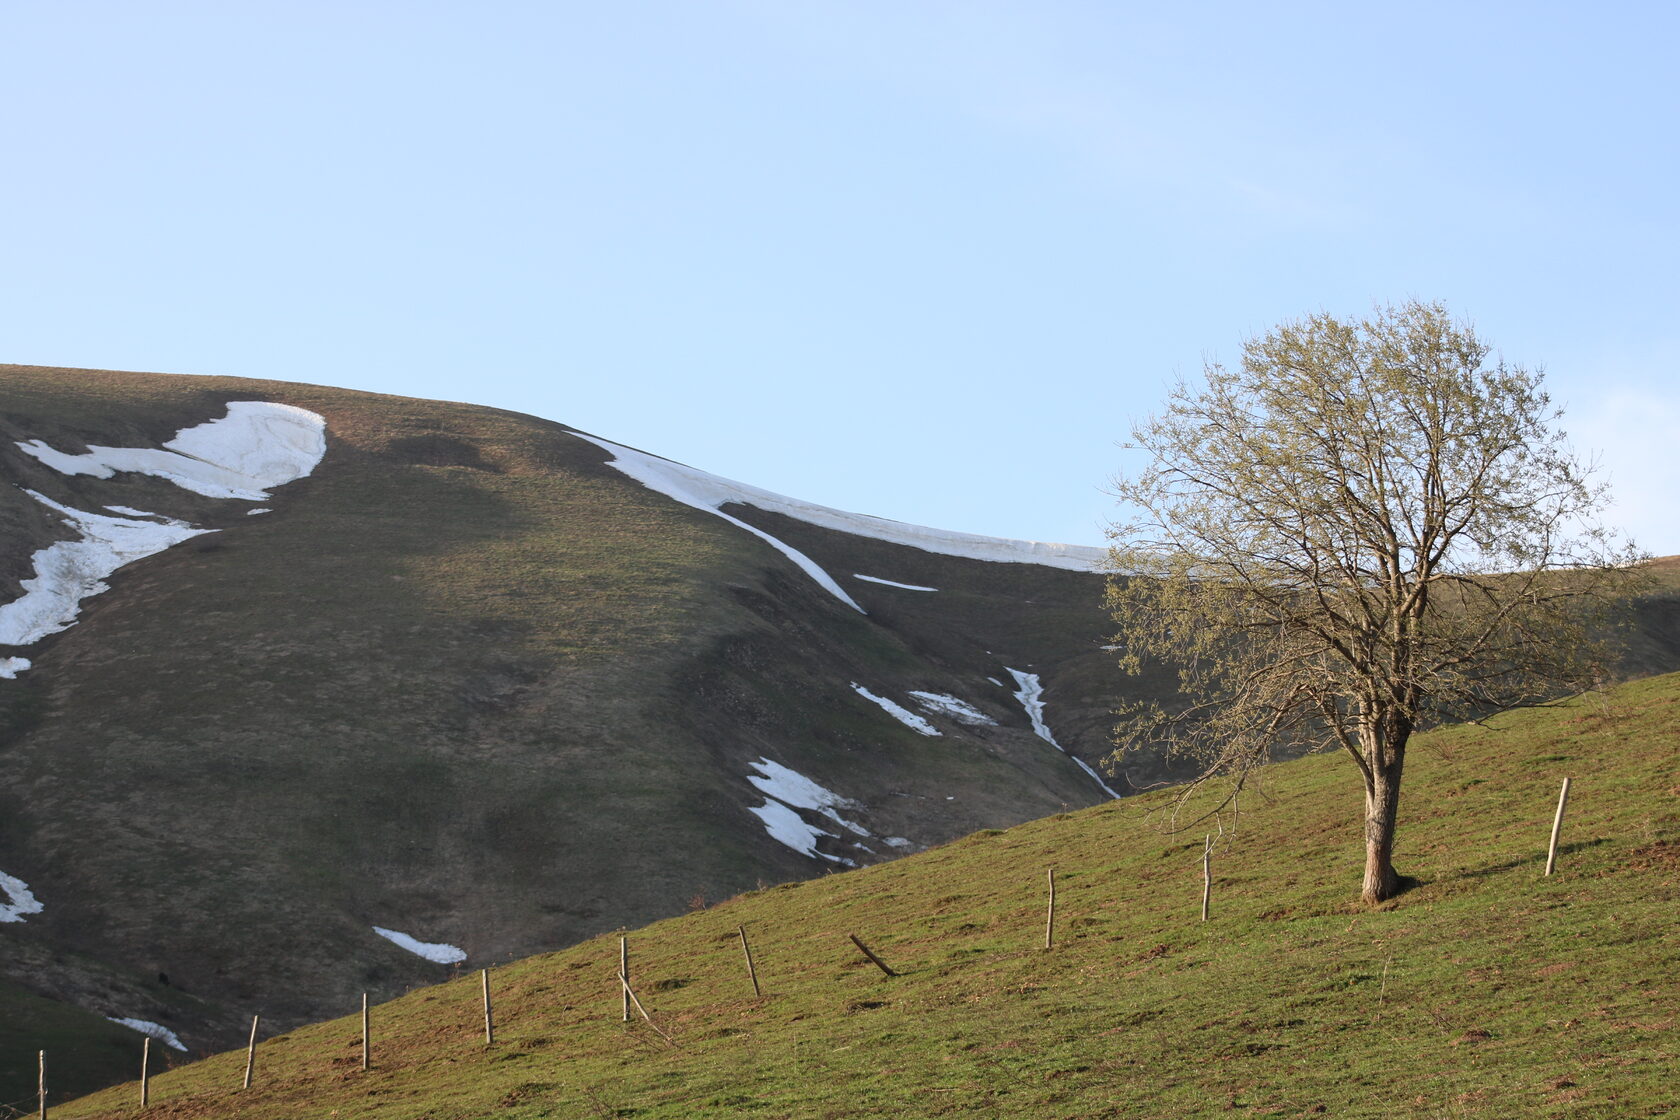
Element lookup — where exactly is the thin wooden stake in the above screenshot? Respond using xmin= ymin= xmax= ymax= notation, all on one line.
xmin=360 ymin=993 xmax=370 ymax=1072
xmin=38 ymin=1050 xmax=45 ymax=1120
xmin=618 ymin=975 xmax=674 ymax=1043
xmin=140 ymin=1036 xmax=150 ymax=1109
xmin=738 ymin=925 xmax=762 ymax=997
xmin=1044 ymin=867 xmax=1056 ymax=950
xmin=849 ymin=933 xmax=898 ymax=977
xmin=1200 ymin=835 xmax=1212 ymax=921
xmin=620 ymin=937 xmax=630 ymax=1022
xmin=1378 ymin=956 xmax=1392 ymax=1006
xmin=1545 ymin=776 xmax=1572 ymax=876
xmin=243 ymin=1014 xmax=259 ymax=1089
xmin=482 ymin=968 xmax=495 ymax=1046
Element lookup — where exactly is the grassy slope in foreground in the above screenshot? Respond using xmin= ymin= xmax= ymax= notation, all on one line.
xmin=47 ymin=674 xmax=1680 ymax=1120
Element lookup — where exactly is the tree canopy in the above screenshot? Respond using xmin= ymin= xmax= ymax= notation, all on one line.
xmin=1105 ymin=301 xmax=1640 ymax=902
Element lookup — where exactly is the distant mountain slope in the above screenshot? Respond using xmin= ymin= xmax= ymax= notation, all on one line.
xmin=0 ymin=364 xmax=1142 ymax=1091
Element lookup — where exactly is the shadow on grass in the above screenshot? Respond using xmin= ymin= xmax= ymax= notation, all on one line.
xmin=1453 ymin=837 xmax=1612 ymax=881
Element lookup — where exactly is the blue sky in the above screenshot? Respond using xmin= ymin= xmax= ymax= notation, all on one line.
xmin=3 ymin=2 xmax=1675 ymax=553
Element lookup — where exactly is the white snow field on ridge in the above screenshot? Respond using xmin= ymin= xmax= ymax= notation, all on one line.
xmin=1 ymin=402 xmax=326 ymax=672
xmin=16 ymin=401 xmax=327 ymax=500
xmin=572 ymin=432 xmax=1106 ymax=611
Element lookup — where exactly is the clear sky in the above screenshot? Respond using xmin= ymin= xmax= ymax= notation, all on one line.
xmin=3 ymin=2 xmax=1675 ymax=553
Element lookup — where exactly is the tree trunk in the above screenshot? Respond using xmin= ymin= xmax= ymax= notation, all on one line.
xmin=1361 ymin=753 xmax=1406 ymax=903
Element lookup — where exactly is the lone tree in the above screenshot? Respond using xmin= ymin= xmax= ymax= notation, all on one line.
xmin=1105 ymin=301 xmax=1640 ymax=903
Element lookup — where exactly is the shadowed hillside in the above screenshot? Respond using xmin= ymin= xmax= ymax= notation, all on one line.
xmin=0 ymin=365 xmax=1136 ymax=1096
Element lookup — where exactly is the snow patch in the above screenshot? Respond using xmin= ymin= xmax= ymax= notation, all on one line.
xmin=909 ymin=691 xmax=997 ymax=726
xmin=852 ymin=684 xmax=941 ymax=736
xmin=372 ymin=926 xmax=467 ymax=964
xmin=1005 ymin=667 xmax=1120 ymax=800
xmin=246 ymin=508 xmax=271 ymax=516
xmin=748 ymin=758 xmax=869 ymax=834
xmin=747 ymin=799 xmax=855 ymax=867
xmin=853 ymin=574 xmax=938 ymax=592
xmin=572 ymin=430 xmax=1104 ymax=612
xmin=108 ymin=1018 xmax=187 ymax=1052
xmin=746 ymin=757 xmax=868 ymax=865
xmin=573 ymin=432 xmax=864 ymax=612
xmin=0 ymin=870 xmax=44 ymax=923
xmin=883 ymin=836 xmax=913 ymax=849
xmin=0 ymin=403 xmax=326 ymax=673
xmin=0 ymin=494 xmax=211 ymax=650
xmin=17 ymin=401 xmax=326 ymax=500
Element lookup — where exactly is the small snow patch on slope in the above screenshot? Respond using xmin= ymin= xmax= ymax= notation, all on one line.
xmin=108 ymin=1018 xmax=187 ymax=1052
xmin=17 ymin=401 xmax=326 ymax=500
xmin=0 ymin=870 xmax=44 ymax=923
xmin=1006 ymin=667 xmax=1120 ymax=800
xmin=373 ymin=926 xmax=467 ymax=964
xmin=0 ymin=495 xmax=211 ymax=649
xmin=852 ymin=684 xmax=940 ymax=736
xmin=0 ymin=658 xmax=30 ymax=679
xmin=746 ymin=758 xmax=868 ymax=865
xmin=853 ymin=574 xmax=938 ymax=591
xmin=909 ymin=692 xmax=997 ymax=726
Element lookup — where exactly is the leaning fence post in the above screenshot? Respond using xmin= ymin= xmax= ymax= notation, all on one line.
xmin=482 ymin=968 xmax=495 ymax=1046
xmin=738 ymin=925 xmax=762 ymax=997
xmin=360 ymin=993 xmax=370 ymax=1071
xmin=1545 ymin=776 xmax=1572 ymax=876
xmin=140 ymin=1036 xmax=150 ymax=1108
xmin=243 ymin=1014 xmax=259 ymax=1089
xmin=849 ymin=933 xmax=898 ymax=977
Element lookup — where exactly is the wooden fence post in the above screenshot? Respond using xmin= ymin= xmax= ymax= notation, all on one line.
xmin=738 ymin=925 xmax=762 ymax=997
xmin=360 ymin=993 xmax=370 ymax=1072
xmin=37 ymin=1050 xmax=45 ymax=1120
xmin=140 ymin=1036 xmax=150 ymax=1109
xmin=1200 ymin=835 xmax=1212 ymax=921
xmin=1545 ymin=777 xmax=1572 ymax=876
xmin=618 ymin=974 xmax=675 ymax=1043
xmin=482 ymin=969 xmax=494 ymax=1046
xmin=1044 ymin=867 xmax=1056 ymax=950
xmin=243 ymin=1014 xmax=259 ymax=1089
xmin=620 ymin=937 xmax=630 ymax=1022
xmin=849 ymin=934 xmax=898 ymax=977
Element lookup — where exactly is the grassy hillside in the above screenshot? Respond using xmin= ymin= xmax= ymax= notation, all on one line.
xmin=42 ymin=672 xmax=1680 ymax=1120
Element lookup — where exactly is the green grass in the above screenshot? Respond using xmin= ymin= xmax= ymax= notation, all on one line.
xmin=44 ymin=673 xmax=1680 ymax=1120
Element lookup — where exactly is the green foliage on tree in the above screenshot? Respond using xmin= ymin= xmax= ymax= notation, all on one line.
xmin=1105 ymin=301 xmax=1642 ymax=902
